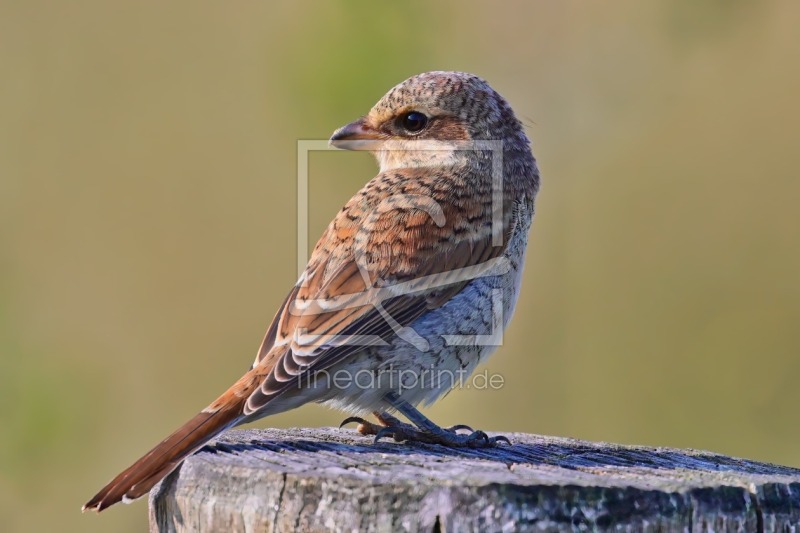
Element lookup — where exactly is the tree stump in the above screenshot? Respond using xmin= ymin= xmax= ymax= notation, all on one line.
xmin=148 ymin=427 xmax=800 ymax=532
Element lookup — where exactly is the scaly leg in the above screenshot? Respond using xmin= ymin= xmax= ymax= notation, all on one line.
xmin=339 ymin=392 xmax=509 ymax=448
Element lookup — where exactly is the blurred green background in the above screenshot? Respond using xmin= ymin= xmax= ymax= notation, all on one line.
xmin=2 ymin=1 xmax=799 ymax=531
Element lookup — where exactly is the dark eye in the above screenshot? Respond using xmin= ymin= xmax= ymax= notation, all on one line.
xmin=398 ymin=111 xmax=428 ymax=133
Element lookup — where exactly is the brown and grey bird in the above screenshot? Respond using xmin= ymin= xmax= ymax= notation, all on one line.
xmin=83 ymin=70 xmax=540 ymax=512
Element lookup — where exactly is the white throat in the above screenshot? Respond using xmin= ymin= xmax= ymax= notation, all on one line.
xmin=373 ymin=139 xmax=466 ymax=173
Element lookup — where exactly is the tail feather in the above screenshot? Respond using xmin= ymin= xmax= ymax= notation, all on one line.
xmin=82 ymin=402 xmax=243 ymax=512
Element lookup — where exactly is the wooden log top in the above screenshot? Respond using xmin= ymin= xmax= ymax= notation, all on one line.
xmin=149 ymin=428 xmax=800 ymax=532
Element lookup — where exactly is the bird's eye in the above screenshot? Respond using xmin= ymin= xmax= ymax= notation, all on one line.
xmin=398 ymin=111 xmax=428 ymax=133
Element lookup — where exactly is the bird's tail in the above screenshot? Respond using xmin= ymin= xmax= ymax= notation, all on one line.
xmin=82 ymin=374 xmax=256 ymax=512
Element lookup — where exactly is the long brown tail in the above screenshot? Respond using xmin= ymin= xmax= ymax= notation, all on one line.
xmin=82 ymin=387 xmax=248 ymax=512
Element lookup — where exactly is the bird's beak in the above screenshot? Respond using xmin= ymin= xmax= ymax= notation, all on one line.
xmin=329 ymin=118 xmax=383 ymax=150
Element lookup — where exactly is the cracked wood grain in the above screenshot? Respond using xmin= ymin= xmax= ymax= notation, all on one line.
xmin=148 ymin=428 xmax=800 ymax=532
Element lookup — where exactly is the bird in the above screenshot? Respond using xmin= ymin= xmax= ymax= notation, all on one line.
xmin=83 ymin=70 xmax=540 ymax=512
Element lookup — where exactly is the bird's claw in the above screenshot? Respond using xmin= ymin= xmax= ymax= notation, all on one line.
xmin=462 ymin=430 xmax=511 ymax=448
xmin=373 ymin=426 xmax=406 ymax=444
xmin=491 ymin=434 xmax=512 ymax=445
xmin=446 ymin=424 xmax=473 ymax=433
xmin=339 ymin=416 xmax=367 ymax=429
xmin=338 ymin=416 xmax=386 ymax=436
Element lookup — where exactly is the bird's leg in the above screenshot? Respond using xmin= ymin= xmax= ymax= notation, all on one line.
xmin=342 ymin=392 xmax=510 ymax=448
xmin=386 ymin=392 xmax=509 ymax=447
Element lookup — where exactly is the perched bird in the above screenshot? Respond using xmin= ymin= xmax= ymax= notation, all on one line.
xmin=83 ymin=71 xmax=540 ymax=512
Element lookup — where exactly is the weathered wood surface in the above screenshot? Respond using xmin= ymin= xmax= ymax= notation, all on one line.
xmin=149 ymin=427 xmax=800 ymax=532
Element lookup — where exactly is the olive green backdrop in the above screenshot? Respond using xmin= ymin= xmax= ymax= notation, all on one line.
xmin=2 ymin=1 xmax=799 ymax=532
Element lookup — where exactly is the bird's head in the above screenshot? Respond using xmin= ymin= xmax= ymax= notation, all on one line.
xmin=330 ymin=71 xmax=530 ymax=172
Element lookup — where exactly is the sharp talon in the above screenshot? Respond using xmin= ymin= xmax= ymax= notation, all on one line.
xmin=492 ymin=435 xmax=511 ymax=445
xmin=373 ymin=427 xmax=397 ymax=444
xmin=466 ymin=430 xmax=490 ymax=448
xmin=339 ymin=416 xmax=367 ymax=429
xmin=446 ymin=424 xmax=473 ymax=433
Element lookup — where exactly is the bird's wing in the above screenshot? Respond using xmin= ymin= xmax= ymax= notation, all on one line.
xmin=246 ymin=168 xmax=511 ymax=414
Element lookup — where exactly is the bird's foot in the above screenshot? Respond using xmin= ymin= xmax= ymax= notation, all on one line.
xmin=374 ymin=425 xmax=510 ymax=448
xmin=339 ymin=413 xmax=509 ymax=448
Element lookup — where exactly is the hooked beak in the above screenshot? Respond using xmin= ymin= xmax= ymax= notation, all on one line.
xmin=329 ymin=118 xmax=383 ymax=150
